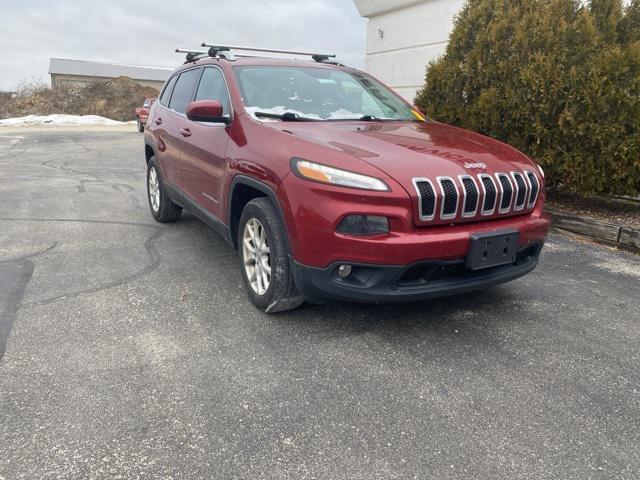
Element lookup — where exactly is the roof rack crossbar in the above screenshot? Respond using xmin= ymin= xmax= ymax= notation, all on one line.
xmin=175 ymin=48 xmax=208 ymax=63
xmin=201 ymin=43 xmax=336 ymax=62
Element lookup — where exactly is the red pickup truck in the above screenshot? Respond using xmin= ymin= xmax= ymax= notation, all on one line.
xmin=135 ymin=98 xmax=156 ymax=132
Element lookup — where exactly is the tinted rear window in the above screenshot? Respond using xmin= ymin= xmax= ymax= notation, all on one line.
xmin=169 ymin=68 xmax=201 ymax=114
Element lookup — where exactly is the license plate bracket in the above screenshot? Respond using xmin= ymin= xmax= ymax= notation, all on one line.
xmin=465 ymin=230 xmax=519 ymax=271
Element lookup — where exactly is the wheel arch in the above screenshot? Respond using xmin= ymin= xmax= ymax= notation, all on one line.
xmin=144 ymin=140 xmax=155 ymax=164
xmin=228 ymin=176 xmax=292 ymax=252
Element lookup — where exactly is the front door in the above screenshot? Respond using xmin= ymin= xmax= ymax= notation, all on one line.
xmin=181 ymin=66 xmax=232 ymax=219
xmin=162 ymin=67 xmax=202 ymax=190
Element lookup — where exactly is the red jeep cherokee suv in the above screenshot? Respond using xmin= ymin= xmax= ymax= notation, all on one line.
xmin=143 ymin=46 xmax=550 ymax=313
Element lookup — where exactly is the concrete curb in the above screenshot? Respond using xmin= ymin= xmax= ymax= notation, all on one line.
xmin=547 ymin=209 xmax=640 ymax=251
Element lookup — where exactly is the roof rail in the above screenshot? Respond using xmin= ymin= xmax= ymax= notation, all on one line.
xmin=200 ymin=43 xmax=338 ymax=64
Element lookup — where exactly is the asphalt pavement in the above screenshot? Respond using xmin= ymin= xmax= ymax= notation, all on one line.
xmin=0 ymin=128 xmax=639 ymax=479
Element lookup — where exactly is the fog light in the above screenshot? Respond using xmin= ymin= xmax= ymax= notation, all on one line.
xmin=336 ymin=215 xmax=389 ymax=236
xmin=337 ymin=264 xmax=352 ymax=278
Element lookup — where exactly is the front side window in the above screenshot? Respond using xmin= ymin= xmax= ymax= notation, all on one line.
xmin=159 ymin=75 xmax=177 ymax=107
xmin=169 ymin=68 xmax=201 ymax=114
xmin=194 ymin=67 xmax=231 ymax=115
xmin=233 ymin=66 xmax=418 ymax=121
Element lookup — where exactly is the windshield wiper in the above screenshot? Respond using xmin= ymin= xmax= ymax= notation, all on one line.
xmin=328 ymin=115 xmax=395 ymax=122
xmin=254 ymin=111 xmax=319 ymax=122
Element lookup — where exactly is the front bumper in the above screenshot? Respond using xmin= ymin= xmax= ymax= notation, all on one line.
xmin=279 ymin=172 xmax=550 ymax=268
xmin=291 ymin=242 xmax=542 ymax=304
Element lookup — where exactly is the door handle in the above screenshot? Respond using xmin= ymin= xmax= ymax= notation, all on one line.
xmin=155 ymin=117 xmax=163 ymax=125
xmin=180 ymin=128 xmax=192 ymax=137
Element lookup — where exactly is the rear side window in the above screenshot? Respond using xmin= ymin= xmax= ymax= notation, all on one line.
xmin=194 ymin=67 xmax=231 ymax=115
xmin=159 ymin=75 xmax=177 ymax=107
xmin=169 ymin=68 xmax=201 ymax=114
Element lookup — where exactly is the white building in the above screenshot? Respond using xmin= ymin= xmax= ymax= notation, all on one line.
xmin=354 ymin=0 xmax=465 ymax=101
xmin=48 ymin=58 xmax=173 ymax=91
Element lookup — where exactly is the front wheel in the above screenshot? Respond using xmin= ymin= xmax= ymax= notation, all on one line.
xmin=238 ymin=198 xmax=303 ymax=313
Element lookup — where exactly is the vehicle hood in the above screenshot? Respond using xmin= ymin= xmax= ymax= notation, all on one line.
xmin=266 ymin=120 xmax=536 ymax=192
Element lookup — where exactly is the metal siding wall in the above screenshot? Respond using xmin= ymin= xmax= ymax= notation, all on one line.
xmin=360 ymin=0 xmax=466 ymax=101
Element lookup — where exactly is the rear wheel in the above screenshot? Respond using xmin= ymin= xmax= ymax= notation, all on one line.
xmin=238 ymin=198 xmax=303 ymax=313
xmin=147 ymin=157 xmax=181 ymax=223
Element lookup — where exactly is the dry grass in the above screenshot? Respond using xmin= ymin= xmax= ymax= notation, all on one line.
xmin=0 ymin=77 xmax=159 ymax=122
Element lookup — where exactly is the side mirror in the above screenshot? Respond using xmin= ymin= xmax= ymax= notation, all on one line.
xmin=186 ymin=100 xmax=230 ymax=124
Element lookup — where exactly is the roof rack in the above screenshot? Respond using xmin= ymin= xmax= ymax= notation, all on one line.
xmin=200 ymin=43 xmax=339 ymax=64
xmin=175 ymin=49 xmax=208 ymax=64
xmin=176 ymin=45 xmax=341 ymax=65
xmin=175 ymin=48 xmax=256 ymax=64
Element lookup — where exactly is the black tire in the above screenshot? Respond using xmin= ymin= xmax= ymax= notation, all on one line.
xmin=147 ymin=157 xmax=181 ymax=223
xmin=238 ymin=198 xmax=303 ymax=313
xmin=137 ymin=119 xmax=144 ymax=132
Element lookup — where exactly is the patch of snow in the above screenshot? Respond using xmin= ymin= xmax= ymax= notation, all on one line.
xmin=327 ymin=108 xmax=365 ymax=120
xmin=244 ymin=106 xmax=366 ymax=121
xmin=0 ymin=114 xmax=134 ymax=127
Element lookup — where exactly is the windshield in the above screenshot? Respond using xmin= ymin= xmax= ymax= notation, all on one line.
xmin=233 ymin=66 xmax=420 ymax=122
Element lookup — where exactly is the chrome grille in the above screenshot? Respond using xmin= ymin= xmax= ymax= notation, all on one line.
xmin=526 ymin=171 xmax=540 ymax=208
xmin=438 ymin=177 xmax=458 ymax=220
xmin=511 ymin=172 xmax=527 ymax=211
xmin=479 ymin=174 xmax=497 ymax=215
xmin=413 ymin=179 xmax=436 ymax=221
xmin=413 ymin=171 xmax=540 ymax=223
xmin=497 ymin=173 xmax=513 ymax=213
xmin=460 ymin=175 xmax=479 ymax=217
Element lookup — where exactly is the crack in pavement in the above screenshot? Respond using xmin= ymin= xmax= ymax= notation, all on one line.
xmin=8 ymin=136 xmax=149 ymax=228
xmin=1 ymin=242 xmax=58 ymax=263
xmin=0 ymin=243 xmax=56 ymax=362
xmin=38 ymin=140 xmax=143 ymax=210
xmin=0 ymin=218 xmax=166 ymax=313
xmin=0 ymin=134 xmax=32 ymax=158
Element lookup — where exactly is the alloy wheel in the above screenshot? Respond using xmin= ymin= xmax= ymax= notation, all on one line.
xmin=242 ymin=218 xmax=271 ymax=295
xmin=148 ymin=167 xmax=160 ymax=212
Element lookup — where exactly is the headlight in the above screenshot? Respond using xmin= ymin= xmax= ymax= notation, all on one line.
xmin=291 ymin=158 xmax=389 ymax=191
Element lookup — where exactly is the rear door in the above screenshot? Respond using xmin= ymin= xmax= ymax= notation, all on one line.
xmin=180 ymin=66 xmax=232 ymax=218
xmin=150 ymin=74 xmax=180 ymax=186
xmin=161 ymin=67 xmax=202 ymax=190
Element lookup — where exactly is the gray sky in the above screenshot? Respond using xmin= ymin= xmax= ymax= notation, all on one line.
xmin=0 ymin=0 xmax=367 ymax=91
